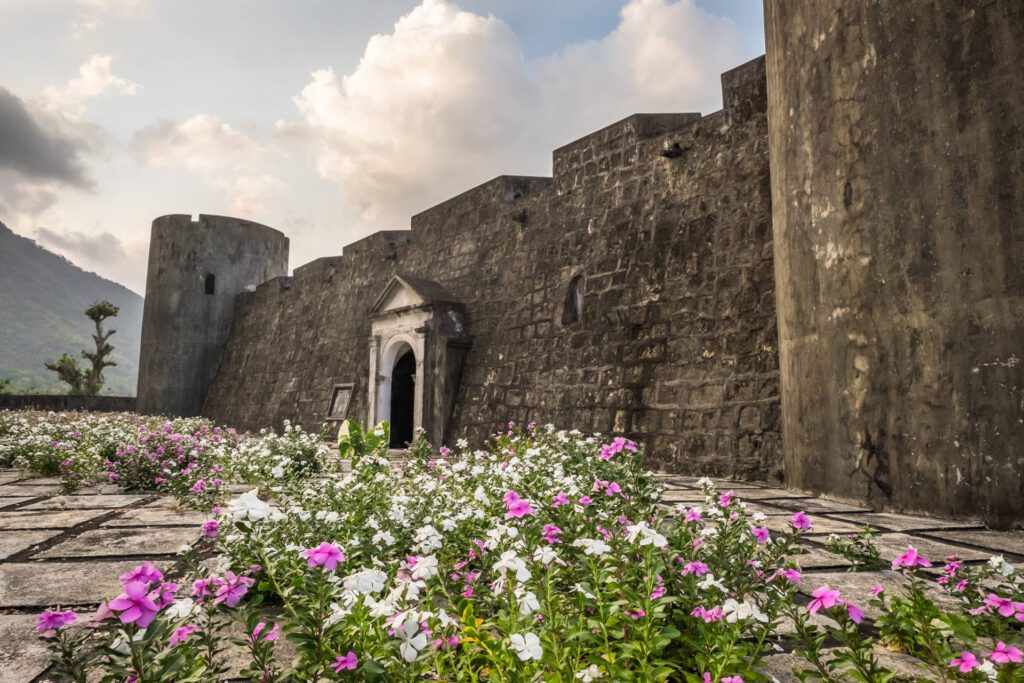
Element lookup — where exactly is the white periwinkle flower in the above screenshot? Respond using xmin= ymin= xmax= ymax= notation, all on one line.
xmin=228 ymin=490 xmax=271 ymax=521
xmin=572 ymin=538 xmax=612 ymax=556
xmin=722 ymin=598 xmax=768 ymax=623
xmin=343 ymin=569 xmax=388 ymax=594
xmin=509 ymin=632 xmax=543 ymax=661
xmin=494 ymin=550 xmax=532 ymax=583
xmin=397 ymin=621 xmax=428 ymax=662
xmin=411 ymin=556 xmax=438 ymax=581
xmin=517 ymin=590 xmax=540 ymax=615
xmin=576 ymin=665 xmax=603 ymax=681
xmin=164 ymin=598 xmax=197 ymax=620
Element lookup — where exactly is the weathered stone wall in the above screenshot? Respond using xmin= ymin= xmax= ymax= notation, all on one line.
xmin=765 ymin=1 xmax=1024 ymax=526
xmin=137 ymin=215 xmax=289 ymax=417
xmin=0 ymin=395 xmax=136 ymax=413
xmin=204 ymin=57 xmax=780 ymax=480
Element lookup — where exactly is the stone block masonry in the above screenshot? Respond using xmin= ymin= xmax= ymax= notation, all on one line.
xmin=765 ymin=0 xmax=1024 ymax=527
xmin=203 ymin=56 xmax=781 ymax=482
xmin=137 ymin=215 xmax=289 ymax=417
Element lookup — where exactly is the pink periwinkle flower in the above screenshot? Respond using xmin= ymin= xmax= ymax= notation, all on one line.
xmin=249 ymin=621 xmax=281 ymax=645
xmin=751 ymin=527 xmax=770 ymax=544
xmin=505 ymin=498 xmax=535 ymax=520
xmin=681 ymin=561 xmax=709 ymax=577
xmin=627 ymin=608 xmax=645 ymax=619
xmin=949 ymin=651 xmax=980 ymax=673
xmin=201 ymin=519 xmax=218 ymax=538
xmin=988 ymin=641 xmax=1024 ymax=664
xmin=108 ymin=581 xmax=161 ymax=628
xmin=332 ymin=651 xmax=358 ymax=671
xmin=542 ymin=524 xmax=563 ymax=544
xmin=156 ymin=582 xmax=178 ymax=608
xmin=983 ymin=593 xmax=1024 ymax=619
xmin=303 ymin=542 xmax=346 ymax=571
xmin=213 ymin=572 xmax=254 ymax=607
xmin=551 ymin=492 xmax=570 ymax=507
xmin=192 ymin=578 xmax=213 ymax=600
xmin=120 ymin=562 xmax=163 ymax=586
xmin=684 ymin=507 xmax=702 ymax=523
xmin=169 ymin=624 xmax=198 ymax=647
xmin=579 ymin=495 xmax=592 ymax=507
xmin=651 ymin=585 xmax=666 ymax=600
xmin=722 ymin=677 xmax=744 ymax=683
xmin=599 ymin=436 xmax=637 ymax=461
xmin=503 ymin=491 xmax=522 ymax=506
xmin=870 ymin=584 xmax=884 ymax=596
xmin=891 ymin=546 xmax=932 ymax=571
xmin=789 ymin=511 xmax=812 ymax=531
xmin=605 ymin=481 xmax=622 ymax=496
xmin=807 ymin=585 xmax=842 ymax=614
xmin=691 ymin=605 xmax=723 ymax=623
xmin=189 ymin=479 xmax=207 ymax=494
xmin=846 ymin=603 xmax=864 ymax=624
xmin=36 ymin=610 xmax=77 ymax=634
xmin=718 ymin=490 xmax=734 ymax=507
xmin=782 ymin=568 xmax=802 ymax=583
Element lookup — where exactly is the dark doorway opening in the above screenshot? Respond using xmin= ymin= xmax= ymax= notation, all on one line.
xmin=389 ymin=349 xmax=416 ymax=448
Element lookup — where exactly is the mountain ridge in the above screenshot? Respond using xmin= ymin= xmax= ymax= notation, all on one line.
xmin=0 ymin=221 xmax=143 ymax=395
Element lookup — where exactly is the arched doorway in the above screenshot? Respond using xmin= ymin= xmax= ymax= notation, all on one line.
xmin=389 ymin=348 xmax=416 ymax=448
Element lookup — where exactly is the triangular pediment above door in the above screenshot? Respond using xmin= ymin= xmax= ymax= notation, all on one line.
xmin=370 ymin=273 xmax=461 ymax=316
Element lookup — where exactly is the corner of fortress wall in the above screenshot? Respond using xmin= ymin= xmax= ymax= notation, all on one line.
xmin=201 ymin=54 xmax=780 ymax=482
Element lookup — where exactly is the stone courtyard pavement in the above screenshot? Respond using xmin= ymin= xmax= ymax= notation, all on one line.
xmin=0 ymin=469 xmax=1021 ymax=681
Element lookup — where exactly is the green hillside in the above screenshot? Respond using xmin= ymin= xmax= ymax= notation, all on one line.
xmin=0 ymin=222 xmax=143 ymax=395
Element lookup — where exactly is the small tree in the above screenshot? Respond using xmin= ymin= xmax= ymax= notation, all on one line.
xmin=46 ymin=301 xmax=119 ymax=396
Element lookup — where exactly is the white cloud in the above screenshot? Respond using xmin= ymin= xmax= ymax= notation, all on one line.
xmin=73 ymin=0 xmax=148 ymax=38
xmin=227 ymin=174 xmax=287 ymax=217
xmin=286 ymin=0 xmax=744 ymax=226
xmin=132 ymin=114 xmax=285 ymax=218
xmin=133 ymin=114 xmax=265 ymax=173
xmin=536 ymin=0 xmax=744 ymax=138
xmin=0 ymin=175 xmax=62 ymax=229
xmin=42 ymin=55 xmax=138 ymax=112
xmin=34 ymin=226 xmax=149 ymax=292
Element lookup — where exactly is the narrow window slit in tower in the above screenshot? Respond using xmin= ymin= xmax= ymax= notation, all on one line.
xmin=205 ymin=273 xmax=216 ymax=295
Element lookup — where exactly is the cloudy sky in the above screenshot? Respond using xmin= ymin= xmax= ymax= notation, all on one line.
xmin=0 ymin=0 xmax=764 ymax=293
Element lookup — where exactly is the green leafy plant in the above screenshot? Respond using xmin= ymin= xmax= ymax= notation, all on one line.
xmin=826 ymin=525 xmax=883 ymax=571
xmin=45 ymin=300 xmax=120 ymax=396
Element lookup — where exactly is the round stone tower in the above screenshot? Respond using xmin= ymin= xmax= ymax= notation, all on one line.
xmin=136 ymin=214 xmax=289 ymax=417
xmin=765 ymin=1 xmax=1024 ymax=526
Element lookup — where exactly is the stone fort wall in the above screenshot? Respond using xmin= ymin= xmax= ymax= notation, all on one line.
xmin=203 ymin=56 xmax=780 ymax=481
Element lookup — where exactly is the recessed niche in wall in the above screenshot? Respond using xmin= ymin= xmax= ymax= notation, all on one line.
xmin=562 ymin=275 xmax=584 ymax=325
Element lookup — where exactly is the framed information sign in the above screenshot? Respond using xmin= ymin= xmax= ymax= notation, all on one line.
xmin=325 ymin=383 xmax=354 ymax=421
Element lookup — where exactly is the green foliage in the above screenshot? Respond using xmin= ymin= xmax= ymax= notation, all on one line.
xmin=336 ymin=419 xmax=390 ymax=465
xmin=826 ymin=525 xmax=884 ymax=571
xmin=0 ymin=222 xmax=142 ymax=394
xmin=45 ymin=300 xmax=120 ymax=396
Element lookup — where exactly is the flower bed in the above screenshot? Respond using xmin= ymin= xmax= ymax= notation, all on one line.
xmin=0 ymin=411 xmax=328 ymax=501
xmin=16 ymin=417 xmax=1024 ymax=681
